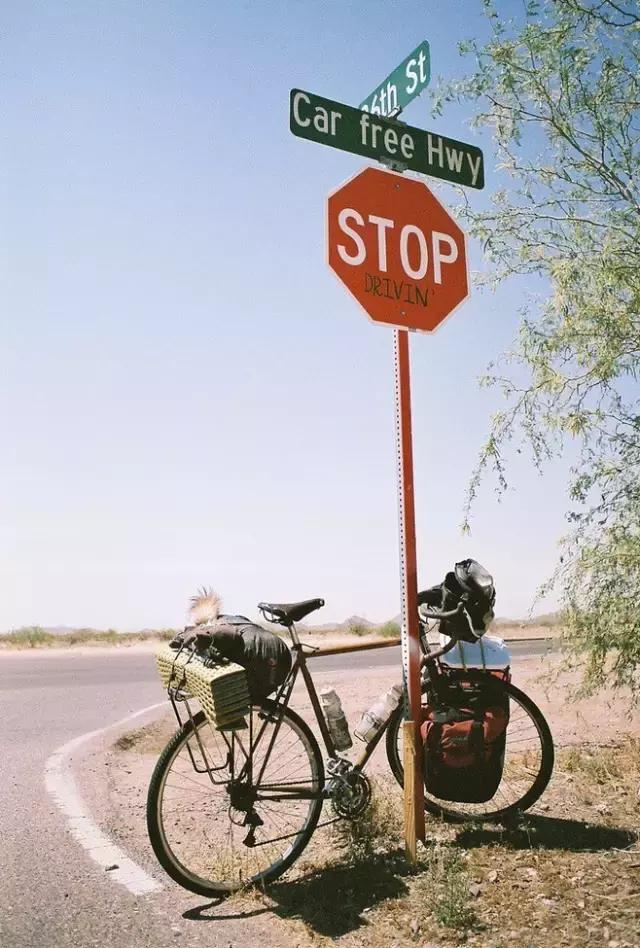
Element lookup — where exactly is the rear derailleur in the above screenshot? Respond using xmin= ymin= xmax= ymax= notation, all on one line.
xmin=226 ymin=781 xmax=264 ymax=847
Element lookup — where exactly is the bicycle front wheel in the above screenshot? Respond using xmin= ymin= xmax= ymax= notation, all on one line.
xmin=385 ymin=672 xmax=554 ymax=824
xmin=147 ymin=701 xmax=324 ymax=896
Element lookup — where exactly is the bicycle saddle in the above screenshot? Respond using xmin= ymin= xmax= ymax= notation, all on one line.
xmin=258 ymin=598 xmax=325 ymax=625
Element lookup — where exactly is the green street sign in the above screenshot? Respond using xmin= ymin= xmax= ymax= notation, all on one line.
xmin=359 ymin=41 xmax=430 ymax=117
xmin=290 ymin=89 xmax=484 ymax=190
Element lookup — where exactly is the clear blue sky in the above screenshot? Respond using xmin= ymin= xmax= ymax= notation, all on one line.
xmin=2 ymin=0 xmax=572 ymax=630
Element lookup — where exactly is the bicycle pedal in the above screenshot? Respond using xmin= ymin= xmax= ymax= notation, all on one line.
xmin=243 ymin=827 xmax=257 ymax=847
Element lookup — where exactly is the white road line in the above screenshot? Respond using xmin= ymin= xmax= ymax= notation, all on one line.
xmin=45 ymin=702 xmax=166 ymax=896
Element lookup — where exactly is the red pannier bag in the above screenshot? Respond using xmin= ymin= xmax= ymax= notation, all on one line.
xmin=421 ymin=699 xmax=509 ymax=803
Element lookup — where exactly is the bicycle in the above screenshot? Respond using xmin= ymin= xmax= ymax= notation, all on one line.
xmin=147 ymin=596 xmax=554 ymax=896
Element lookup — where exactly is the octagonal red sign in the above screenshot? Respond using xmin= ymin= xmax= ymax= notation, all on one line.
xmin=327 ymin=166 xmax=469 ymax=332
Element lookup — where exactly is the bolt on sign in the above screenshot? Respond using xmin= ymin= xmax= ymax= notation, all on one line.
xmin=359 ymin=40 xmax=430 ymax=117
xmin=290 ymin=88 xmax=484 ymax=189
xmin=327 ymin=167 xmax=469 ymax=333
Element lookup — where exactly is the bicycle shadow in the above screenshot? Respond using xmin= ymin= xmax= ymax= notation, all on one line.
xmin=264 ymin=849 xmax=414 ymax=937
xmin=180 ymin=818 xmax=636 ymax=936
xmin=454 ymin=814 xmax=637 ymax=853
xmin=181 ymin=851 xmax=413 ymax=936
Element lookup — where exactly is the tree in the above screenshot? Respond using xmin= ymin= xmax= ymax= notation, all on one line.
xmin=435 ymin=0 xmax=640 ymax=695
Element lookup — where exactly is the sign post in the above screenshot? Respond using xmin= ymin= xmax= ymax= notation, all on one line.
xmin=326 ymin=166 xmax=470 ymax=859
xmin=290 ymin=56 xmax=479 ymax=861
xmin=393 ymin=326 xmax=425 ymax=858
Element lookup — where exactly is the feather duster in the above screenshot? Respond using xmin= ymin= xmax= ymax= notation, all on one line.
xmin=188 ymin=587 xmax=222 ymax=626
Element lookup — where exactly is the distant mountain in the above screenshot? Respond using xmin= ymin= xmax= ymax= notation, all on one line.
xmin=304 ymin=614 xmax=374 ymax=631
xmin=0 ymin=625 xmax=166 ymax=637
xmin=494 ymin=612 xmax=561 ymax=628
xmin=0 ymin=625 xmax=79 ymax=637
xmin=342 ymin=615 xmax=374 ymax=629
xmin=1 ymin=610 xmax=562 ymax=638
xmin=0 ymin=625 xmax=78 ymax=635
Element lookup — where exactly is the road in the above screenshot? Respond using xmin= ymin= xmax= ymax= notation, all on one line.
xmin=3 ymin=638 xmax=552 ymax=691
xmin=0 ymin=639 xmax=554 ymax=948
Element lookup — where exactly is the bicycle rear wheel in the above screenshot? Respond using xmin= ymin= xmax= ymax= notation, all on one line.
xmin=147 ymin=701 xmax=324 ymax=896
xmin=385 ymin=671 xmax=554 ymax=824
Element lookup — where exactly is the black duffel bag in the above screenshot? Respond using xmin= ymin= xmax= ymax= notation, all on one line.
xmin=199 ymin=615 xmax=292 ymax=700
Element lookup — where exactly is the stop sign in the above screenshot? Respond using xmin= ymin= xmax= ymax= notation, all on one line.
xmin=327 ymin=166 xmax=468 ymax=332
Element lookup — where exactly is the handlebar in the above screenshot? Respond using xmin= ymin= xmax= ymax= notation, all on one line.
xmin=417 ymin=600 xmax=466 ymax=665
xmin=418 ymin=600 xmax=466 ymax=622
xmin=420 ymin=636 xmax=458 ymax=666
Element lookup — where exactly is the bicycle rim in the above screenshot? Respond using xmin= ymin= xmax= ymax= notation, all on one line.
xmin=386 ymin=674 xmax=554 ymax=823
xmin=147 ymin=704 xmax=324 ymax=895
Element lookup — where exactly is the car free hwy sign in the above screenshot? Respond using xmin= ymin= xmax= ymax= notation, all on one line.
xmin=290 ymin=88 xmax=484 ymax=190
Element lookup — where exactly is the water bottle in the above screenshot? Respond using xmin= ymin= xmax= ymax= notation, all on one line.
xmin=320 ymin=688 xmax=352 ymax=751
xmin=354 ymin=683 xmax=404 ymax=743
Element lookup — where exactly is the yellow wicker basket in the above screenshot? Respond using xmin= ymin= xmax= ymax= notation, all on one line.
xmin=156 ymin=645 xmax=251 ymax=729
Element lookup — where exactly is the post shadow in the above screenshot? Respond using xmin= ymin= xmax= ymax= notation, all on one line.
xmin=455 ymin=814 xmax=637 ymax=853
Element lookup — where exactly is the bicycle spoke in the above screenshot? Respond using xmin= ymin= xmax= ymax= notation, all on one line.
xmin=391 ymin=673 xmax=553 ymax=822
xmin=152 ymin=704 xmax=322 ymax=891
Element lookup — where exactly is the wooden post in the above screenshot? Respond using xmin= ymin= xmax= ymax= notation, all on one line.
xmin=402 ymin=720 xmax=419 ymax=860
xmin=394 ymin=328 xmax=425 ymax=860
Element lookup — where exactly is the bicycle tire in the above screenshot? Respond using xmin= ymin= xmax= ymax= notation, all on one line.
xmin=385 ymin=671 xmax=554 ymax=824
xmin=147 ymin=701 xmax=325 ymax=896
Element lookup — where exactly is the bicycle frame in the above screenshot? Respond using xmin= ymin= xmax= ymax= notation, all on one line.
xmin=236 ymin=620 xmax=482 ymax=801
xmin=286 ymin=630 xmax=398 ymax=773
xmin=162 ymin=617 xmax=521 ymax=859
xmin=166 ymin=613 xmax=476 ymax=813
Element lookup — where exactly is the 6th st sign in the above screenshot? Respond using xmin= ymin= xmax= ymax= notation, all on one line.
xmin=327 ymin=167 xmax=469 ymax=333
xmin=359 ymin=40 xmax=430 ymax=117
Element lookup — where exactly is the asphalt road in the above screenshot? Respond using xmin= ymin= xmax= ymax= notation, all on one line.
xmin=0 ymin=639 xmax=554 ymax=948
xmin=3 ymin=637 xmax=552 ymax=691
xmin=1 ymin=651 xmax=179 ymax=948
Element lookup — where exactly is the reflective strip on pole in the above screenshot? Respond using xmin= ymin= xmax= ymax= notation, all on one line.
xmin=393 ymin=328 xmax=425 ymax=858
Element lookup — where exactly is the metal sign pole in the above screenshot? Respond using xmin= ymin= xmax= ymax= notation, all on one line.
xmin=393 ymin=328 xmax=425 ymax=860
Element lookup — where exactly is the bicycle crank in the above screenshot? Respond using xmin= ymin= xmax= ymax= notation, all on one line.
xmin=327 ymin=759 xmax=372 ymax=820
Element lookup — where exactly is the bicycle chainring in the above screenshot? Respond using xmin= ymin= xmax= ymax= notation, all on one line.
xmin=329 ymin=769 xmax=372 ymax=820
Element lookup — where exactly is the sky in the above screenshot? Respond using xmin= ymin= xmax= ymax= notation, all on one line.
xmin=1 ymin=0 xmax=575 ymax=631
